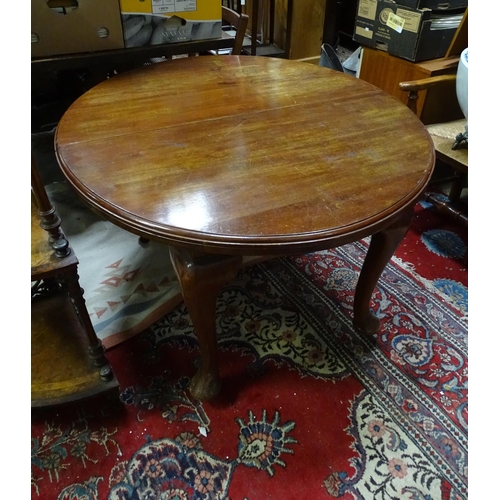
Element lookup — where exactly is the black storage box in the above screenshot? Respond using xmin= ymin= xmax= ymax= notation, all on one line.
xmin=395 ymin=0 xmax=467 ymax=10
xmin=353 ymin=0 xmax=464 ymax=62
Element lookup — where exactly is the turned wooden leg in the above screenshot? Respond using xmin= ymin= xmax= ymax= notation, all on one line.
xmin=169 ymin=247 xmax=243 ymax=400
xmin=64 ymin=270 xmax=114 ymax=381
xmin=353 ymin=206 xmax=414 ymax=334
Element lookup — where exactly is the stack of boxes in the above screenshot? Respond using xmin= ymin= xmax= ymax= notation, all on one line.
xmin=353 ymin=0 xmax=467 ymax=62
xmin=31 ymin=0 xmax=222 ymax=58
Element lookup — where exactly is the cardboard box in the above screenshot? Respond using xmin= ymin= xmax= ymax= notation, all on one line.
xmin=119 ymin=0 xmax=222 ymax=48
xmin=353 ymin=0 xmax=463 ymax=62
xmin=31 ymin=0 xmax=125 ymax=58
xmin=395 ymin=0 xmax=467 ymax=10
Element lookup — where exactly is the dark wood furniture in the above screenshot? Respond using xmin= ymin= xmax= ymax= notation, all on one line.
xmin=358 ymin=48 xmax=462 ymax=125
xmin=220 ymin=6 xmax=250 ymax=55
xmin=242 ymin=0 xmax=327 ymax=61
xmin=323 ymin=0 xmax=359 ymax=47
xmin=31 ymin=155 xmax=118 ymax=407
xmin=32 ymin=38 xmax=236 ymax=73
xmin=241 ymin=0 xmax=293 ymax=57
xmin=54 ymin=55 xmax=435 ymax=401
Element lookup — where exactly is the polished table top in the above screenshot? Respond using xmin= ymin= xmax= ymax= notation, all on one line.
xmin=55 ymin=55 xmax=434 ymax=256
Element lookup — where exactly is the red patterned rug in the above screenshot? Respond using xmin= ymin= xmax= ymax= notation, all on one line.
xmin=31 ymin=200 xmax=467 ymax=500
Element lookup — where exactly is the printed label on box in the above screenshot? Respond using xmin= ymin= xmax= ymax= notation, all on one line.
xmin=355 ymin=26 xmax=373 ymax=39
xmin=386 ymin=12 xmax=405 ymax=33
xmin=152 ymin=0 xmax=197 ymax=14
xmin=357 ymin=0 xmax=377 ymax=20
xmin=395 ymin=8 xmax=421 ymax=33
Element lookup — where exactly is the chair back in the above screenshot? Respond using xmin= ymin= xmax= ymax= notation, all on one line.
xmin=222 ymin=6 xmax=249 ymax=55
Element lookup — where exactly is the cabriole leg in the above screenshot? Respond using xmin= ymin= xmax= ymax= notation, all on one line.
xmin=353 ymin=206 xmax=414 ymax=334
xmin=169 ymin=247 xmax=243 ymax=400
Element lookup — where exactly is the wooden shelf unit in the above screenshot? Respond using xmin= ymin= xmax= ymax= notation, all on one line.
xmin=31 ymin=156 xmax=119 ymax=408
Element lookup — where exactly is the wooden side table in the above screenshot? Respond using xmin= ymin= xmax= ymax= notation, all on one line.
xmin=31 ymin=156 xmax=119 ymax=407
xmin=54 ymin=56 xmax=435 ymax=400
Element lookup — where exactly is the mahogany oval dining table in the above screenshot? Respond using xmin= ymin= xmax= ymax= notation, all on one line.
xmin=55 ymin=55 xmax=435 ymax=401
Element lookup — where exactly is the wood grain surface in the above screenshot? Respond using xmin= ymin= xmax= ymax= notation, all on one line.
xmin=55 ymin=55 xmax=434 ymax=255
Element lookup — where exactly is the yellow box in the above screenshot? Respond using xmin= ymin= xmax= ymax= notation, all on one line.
xmin=119 ymin=0 xmax=222 ymax=48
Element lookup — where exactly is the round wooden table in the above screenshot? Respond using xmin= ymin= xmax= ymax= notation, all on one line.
xmin=55 ymin=55 xmax=435 ymax=400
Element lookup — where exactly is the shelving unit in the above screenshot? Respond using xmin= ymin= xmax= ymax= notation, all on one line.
xmin=31 ymin=156 xmax=119 ymax=408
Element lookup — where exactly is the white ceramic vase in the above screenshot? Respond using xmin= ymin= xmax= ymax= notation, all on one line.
xmin=456 ymin=47 xmax=468 ymax=126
